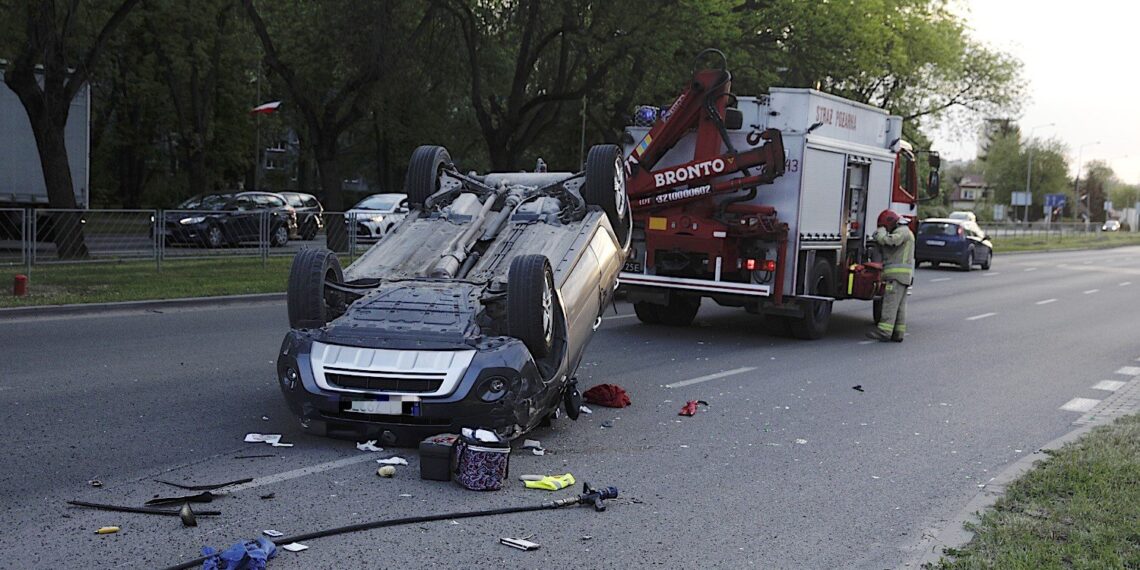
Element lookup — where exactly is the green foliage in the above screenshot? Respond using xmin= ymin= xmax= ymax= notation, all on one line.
xmin=980 ymin=133 xmax=1070 ymax=221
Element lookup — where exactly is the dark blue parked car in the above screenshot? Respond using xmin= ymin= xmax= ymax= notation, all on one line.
xmin=915 ymin=218 xmax=993 ymax=271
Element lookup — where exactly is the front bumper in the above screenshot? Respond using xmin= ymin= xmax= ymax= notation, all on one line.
xmin=276 ymin=331 xmax=558 ymax=445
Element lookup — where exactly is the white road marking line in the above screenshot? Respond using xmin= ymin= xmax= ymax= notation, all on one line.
xmin=1115 ymin=366 xmax=1140 ymax=376
xmin=982 ymin=272 xmax=1000 ymax=276
xmin=1121 ymin=282 xmax=1132 ymax=286
xmin=1092 ymin=380 xmax=1126 ymax=392
xmin=604 ymin=314 xmax=638 ymax=321
xmin=665 ymin=366 xmax=757 ymax=389
xmin=930 ymin=278 xmax=951 ymax=282
xmin=1035 ymin=298 xmax=1057 ymax=305
xmin=225 ymin=455 xmax=380 ymax=493
xmin=966 ymin=312 xmax=996 ymax=321
xmin=1083 ymin=289 xmax=1099 ymax=294
xmin=857 ymin=340 xmax=876 ymax=345
xmin=1059 ymin=397 xmax=1101 ymax=413
xmin=1024 ymin=267 xmax=1037 ymax=272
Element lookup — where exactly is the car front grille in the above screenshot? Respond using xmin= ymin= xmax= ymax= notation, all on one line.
xmin=325 ymin=370 xmax=444 ymax=393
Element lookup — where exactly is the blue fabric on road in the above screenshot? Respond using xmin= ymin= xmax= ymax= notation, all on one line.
xmin=201 ymin=537 xmax=276 ymax=570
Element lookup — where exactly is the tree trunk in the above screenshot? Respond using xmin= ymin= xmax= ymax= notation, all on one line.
xmin=315 ymin=140 xmax=347 ymax=253
xmin=25 ymin=103 xmax=90 ymax=259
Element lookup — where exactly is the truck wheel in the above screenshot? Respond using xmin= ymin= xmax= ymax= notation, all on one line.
xmin=659 ymin=295 xmax=700 ymax=327
xmin=584 ymin=144 xmax=631 ymax=246
xmin=288 ymin=248 xmax=345 ymax=329
xmin=633 ymin=301 xmax=662 ymax=324
xmin=790 ymin=258 xmax=834 ymax=340
xmin=405 ymin=145 xmax=453 ymax=207
xmin=508 ymin=254 xmax=555 ymax=358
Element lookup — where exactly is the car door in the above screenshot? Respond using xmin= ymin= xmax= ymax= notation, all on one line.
xmin=227 ymin=196 xmax=257 ymax=241
xmin=558 ymin=232 xmax=603 ymax=355
xmin=588 ymin=226 xmax=623 ymax=318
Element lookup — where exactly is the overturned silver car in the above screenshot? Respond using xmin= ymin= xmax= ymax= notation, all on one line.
xmin=276 ymin=145 xmax=630 ymax=445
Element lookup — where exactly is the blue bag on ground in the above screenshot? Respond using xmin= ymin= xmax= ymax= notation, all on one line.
xmin=201 ymin=537 xmax=277 ymax=570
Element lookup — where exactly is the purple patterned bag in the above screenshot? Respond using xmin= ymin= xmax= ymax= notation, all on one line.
xmin=453 ymin=435 xmax=510 ymax=491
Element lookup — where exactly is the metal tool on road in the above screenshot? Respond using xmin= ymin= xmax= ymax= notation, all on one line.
xmin=159 ymin=483 xmax=620 ymax=570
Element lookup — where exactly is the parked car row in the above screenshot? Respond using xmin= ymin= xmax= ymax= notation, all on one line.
xmin=159 ymin=191 xmax=409 ymax=248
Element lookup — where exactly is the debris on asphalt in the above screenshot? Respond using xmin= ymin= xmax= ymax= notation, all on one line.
xmin=583 ymin=384 xmax=631 ymax=408
xmin=461 ymin=427 xmax=500 ymax=443
xmin=521 ymin=439 xmax=546 ymax=456
xmin=581 ymin=535 xmax=593 ymax=541
xmin=95 ymin=526 xmax=120 ymax=535
xmin=261 ymin=415 xmax=269 ymax=421
xmin=244 ymin=433 xmax=294 ymax=447
xmin=852 ymin=385 xmax=864 ymax=392
xmin=678 ymin=400 xmax=709 ymax=416
xmin=179 ymin=503 xmax=197 ymax=527
xmin=263 ymin=530 xmax=284 ymax=538
xmin=500 ymin=536 xmax=541 ymax=551
xmin=399 ymin=493 xmax=413 ymax=497
xmin=88 ymin=479 xmax=103 ymax=488
xmin=356 ymin=440 xmax=384 ymax=452
xmin=795 ymin=439 xmax=808 ymax=444
xmin=155 ymin=477 xmax=253 ymax=491
xmin=260 ymin=493 xmax=275 ymax=500
xmin=377 ymin=466 xmax=396 ymax=478
xmin=145 ymin=491 xmax=220 ymax=507
xmin=202 ymin=538 xmax=277 ymax=569
xmin=67 ymin=500 xmax=221 ymax=517
xmin=579 ymin=405 xmax=593 ymax=415
xmin=282 ymin=542 xmax=309 ymax=553
xmin=522 ymin=473 xmax=575 ymax=491
xmin=376 ymin=456 xmax=409 ymax=466
xmin=601 ymin=420 xmax=615 ymax=428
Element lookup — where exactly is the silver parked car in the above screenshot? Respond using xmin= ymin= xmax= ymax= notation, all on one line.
xmin=346 ymin=193 xmax=408 ymax=242
xmin=277 ymin=144 xmax=631 ymax=444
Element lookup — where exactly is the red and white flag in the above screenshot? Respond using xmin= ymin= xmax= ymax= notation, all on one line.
xmin=250 ymin=101 xmax=282 ymax=115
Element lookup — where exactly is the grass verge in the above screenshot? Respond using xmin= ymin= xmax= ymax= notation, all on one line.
xmin=0 ymin=257 xmax=293 ymax=308
xmin=995 ymin=232 xmax=1140 ymax=253
xmin=930 ymin=413 xmax=1140 ymax=569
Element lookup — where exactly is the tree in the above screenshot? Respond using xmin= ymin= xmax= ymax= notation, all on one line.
xmin=1 ymin=0 xmax=142 ymax=257
xmin=980 ymin=131 xmax=1069 ymax=221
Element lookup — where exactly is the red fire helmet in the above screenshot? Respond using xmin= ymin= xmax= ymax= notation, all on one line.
xmin=877 ymin=209 xmax=900 ymax=229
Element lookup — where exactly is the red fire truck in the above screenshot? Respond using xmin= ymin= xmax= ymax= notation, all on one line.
xmin=620 ymin=50 xmax=939 ymax=339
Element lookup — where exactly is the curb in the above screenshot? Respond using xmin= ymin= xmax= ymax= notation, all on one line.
xmin=903 ymin=374 xmax=1140 ymax=568
xmin=0 ymin=292 xmax=285 ymax=319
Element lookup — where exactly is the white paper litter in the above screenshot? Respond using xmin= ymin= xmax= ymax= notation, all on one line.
xmin=531 ymin=449 xmax=545 ymax=456
xmin=522 ymin=439 xmax=542 ymax=450
xmin=281 ymin=543 xmax=308 ymax=552
xmin=579 ymin=405 xmax=593 ymax=415
xmin=356 ymin=440 xmax=384 ymax=452
xmin=462 ymin=427 xmax=500 ymax=443
xmin=246 ymin=433 xmax=293 ymax=447
xmin=376 ymin=457 xmax=409 ymax=466
xmin=795 ymin=439 xmax=808 ymax=445
xmin=263 ymin=530 xmax=284 ymax=538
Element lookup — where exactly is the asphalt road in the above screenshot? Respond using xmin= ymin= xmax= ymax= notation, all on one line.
xmin=2 ymin=246 xmax=1139 ymax=569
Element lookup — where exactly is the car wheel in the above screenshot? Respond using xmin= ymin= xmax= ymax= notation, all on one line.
xmin=205 ymin=224 xmax=224 ymax=248
xmin=981 ymin=249 xmax=992 ymax=270
xmin=583 ymin=144 xmax=631 ymax=247
xmin=300 ymin=221 xmax=318 ymax=241
xmin=658 ymin=294 xmax=701 ymax=327
xmin=789 ymin=258 xmax=834 ymax=340
xmin=405 ymin=145 xmax=453 ymax=207
xmin=960 ymin=249 xmax=974 ymax=272
xmin=287 ymin=248 xmax=346 ymax=329
xmin=633 ymin=301 xmax=662 ymax=324
xmin=271 ymin=225 xmax=289 ymax=247
xmin=507 ymin=254 xmax=556 ymax=358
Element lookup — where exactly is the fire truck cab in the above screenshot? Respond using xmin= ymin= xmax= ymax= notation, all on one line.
xmin=620 ymin=51 xmax=939 ymax=338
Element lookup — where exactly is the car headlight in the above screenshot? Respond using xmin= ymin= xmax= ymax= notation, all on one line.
xmin=179 ymin=216 xmax=206 ymax=225
xmin=368 ymin=215 xmax=385 ymax=223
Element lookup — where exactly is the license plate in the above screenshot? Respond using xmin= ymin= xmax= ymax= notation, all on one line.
xmin=347 ymin=399 xmax=402 ymax=415
xmin=925 ymin=240 xmax=945 ymax=246
xmin=623 ymin=261 xmax=643 ymax=273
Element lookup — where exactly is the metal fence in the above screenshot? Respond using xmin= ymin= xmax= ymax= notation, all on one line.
xmin=980 ymin=221 xmax=1127 ymax=238
xmin=6 ymin=208 xmax=386 ymax=270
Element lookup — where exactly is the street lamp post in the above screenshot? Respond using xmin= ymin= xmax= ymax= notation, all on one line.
xmin=1024 ymin=122 xmax=1054 ymax=223
xmin=1073 ymin=141 xmax=1101 ymax=230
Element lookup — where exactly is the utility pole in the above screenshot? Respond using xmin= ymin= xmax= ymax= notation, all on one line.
xmin=1023 ymin=123 xmax=1054 ymax=223
xmin=1073 ymin=141 xmax=1100 ymax=229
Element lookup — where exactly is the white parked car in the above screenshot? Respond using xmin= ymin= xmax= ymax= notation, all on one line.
xmin=346 ymin=193 xmax=408 ymax=241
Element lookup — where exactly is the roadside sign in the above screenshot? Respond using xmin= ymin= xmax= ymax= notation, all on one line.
xmin=1011 ymin=192 xmax=1031 ymax=206
xmin=1045 ymin=193 xmax=1067 ymax=208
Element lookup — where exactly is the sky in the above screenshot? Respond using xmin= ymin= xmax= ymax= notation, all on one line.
xmin=935 ymin=0 xmax=1139 ymax=185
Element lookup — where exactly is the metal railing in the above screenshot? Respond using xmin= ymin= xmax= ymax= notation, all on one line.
xmin=980 ymin=221 xmax=1127 ymax=239
xmin=7 ymin=208 xmax=389 ymax=270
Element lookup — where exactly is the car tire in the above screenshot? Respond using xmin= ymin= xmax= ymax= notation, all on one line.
xmin=287 ymin=248 xmax=345 ymax=329
xmin=960 ymin=249 xmax=974 ymax=272
xmin=658 ymin=294 xmax=700 ymax=327
xmin=271 ymin=225 xmax=289 ymax=247
xmin=633 ymin=301 xmax=662 ymax=324
xmin=507 ymin=254 xmax=555 ymax=358
xmin=790 ymin=258 xmax=834 ymax=340
xmin=300 ymin=221 xmax=318 ymax=241
xmin=406 ymin=145 xmax=453 ymax=207
xmin=981 ymin=249 xmax=992 ymax=270
xmin=583 ymin=144 xmax=631 ymax=247
xmin=204 ymin=224 xmax=225 ymax=248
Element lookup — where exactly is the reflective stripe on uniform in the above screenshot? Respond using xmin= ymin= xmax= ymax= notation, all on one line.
xmin=878 ymin=322 xmax=894 ymax=333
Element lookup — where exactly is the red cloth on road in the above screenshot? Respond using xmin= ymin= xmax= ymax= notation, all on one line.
xmin=679 ymin=400 xmax=700 ymax=416
xmin=583 ymin=384 xmax=631 ymax=408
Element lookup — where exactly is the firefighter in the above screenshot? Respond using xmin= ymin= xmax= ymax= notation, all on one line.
xmin=867 ymin=209 xmax=914 ymax=342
